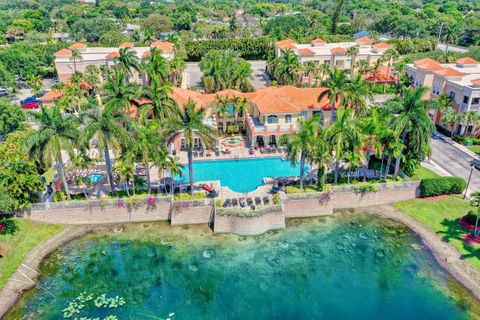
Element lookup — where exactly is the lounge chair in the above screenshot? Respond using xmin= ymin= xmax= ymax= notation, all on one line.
xmin=239 ymin=198 xmax=247 ymax=207
xmin=255 ymin=197 xmax=262 ymax=205
xmin=247 ymin=197 xmax=253 ymax=206
xmin=263 ymin=196 xmax=270 ymax=205
xmin=232 ymin=198 xmax=239 ymax=207
xmin=222 ymin=199 xmax=231 ymax=208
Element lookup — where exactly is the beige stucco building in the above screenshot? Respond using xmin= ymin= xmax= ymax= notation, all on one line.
xmin=54 ymin=41 xmax=175 ymax=83
xmin=405 ymin=57 xmax=480 ymax=134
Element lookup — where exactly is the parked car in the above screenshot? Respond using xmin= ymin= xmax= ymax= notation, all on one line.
xmin=21 ymin=101 xmax=40 ymax=109
xmin=20 ymin=96 xmax=41 ymax=105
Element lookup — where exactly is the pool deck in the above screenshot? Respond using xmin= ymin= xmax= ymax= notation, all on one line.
xmin=173 ymin=146 xmax=286 ymax=164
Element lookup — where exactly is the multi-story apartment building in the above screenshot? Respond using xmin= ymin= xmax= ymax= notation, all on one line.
xmin=405 ymin=57 xmax=480 ymax=134
xmin=54 ymin=41 xmax=175 ymax=83
xmin=275 ymin=37 xmax=392 ymax=84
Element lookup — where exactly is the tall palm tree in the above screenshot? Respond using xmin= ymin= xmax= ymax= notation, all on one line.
xmin=325 ymin=107 xmax=360 ymax=183
xmin=357 ymin=107 xmax=385 ymax=181
xmin=460 ymin=111 xmax=480 ymax=137
xmin=70 ymin=49 xmax=83 ymax=74
xmin=279 ymin=116 xmax=322 ymax=189
xmin=386 ymin=87 xmax=435 ymax=180
xmin=138 ymin=79 xmax=175 ymax=122
xmin=443 ymin=26 xmax=458 ymax=53
xmin=345 ymin=75 xmax=373 ymax=116
xmin=24 ymin=105 xmax=80 ymax=200
xmin=81 ymin=96 xmax=132 ymax=195
xmin=441 ymin=107 xmax=459 ymax=137
xmin=114 ymin=47 xmax=140 ymax=82
xmin=381 ymin=48 xmax=399 ymax=93
xmin=272 ymin=49 xmax=302 ymax=85
xmin=143 ymin=47 xmax=170 ymax=84
xmin=169 ymin=56 xmax=186 ymax=86
xmin=309 ymin=128 xmax=331 ymax=191
xmin=312 ymin=63 xmax=330 ymax=87
xmin=355 ymin=60 xmax=370 ymax=77
xmin=167 ymin=100 xmax=217 ymax=194
xmin=346 ymin=46 xmax=359 ymax=80
xmin=304 ymin=61 xmax=317 ymax=87
xmin=317 ymin=68 xmax=350 ymax=124
xmin=103 ymin=70 xmax=140 ymax=115
xmin=113 ymin=159 xmax=135 ymax=196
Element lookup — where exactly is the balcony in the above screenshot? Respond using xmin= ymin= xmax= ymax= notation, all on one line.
xmin=247 ymin=116 xmax=299 ymax=135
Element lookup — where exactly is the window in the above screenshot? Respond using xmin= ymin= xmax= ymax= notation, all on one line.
xmin=323 ymin=60 xmax=330 ymax=65
xmin=463 ymin=96 xmax=470 ymax=104
xmin=312 ymin=110 xmax=323 ymax=122
xmin=267 ymin=115 xmax=278 ymax=124
xmin=449 ymin=91 xmax=456 ymax=99
xmin=285 ymin=115 xmax=292 ymax=124
xmin=180 ymin=139 xmax=186 ymax=148
xmin=472 ymin=98 xmax=480 ymax=105
xmin=432 ymin=86 xmax=440 ymax=95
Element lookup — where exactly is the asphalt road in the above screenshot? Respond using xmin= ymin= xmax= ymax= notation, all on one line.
xmin=436 ymin=43 xmax=469 ymax=53
xmin=430 ymin=134 xmax=480 ymax=196
xmin=182 ymin=60 xmax=269 ymax=90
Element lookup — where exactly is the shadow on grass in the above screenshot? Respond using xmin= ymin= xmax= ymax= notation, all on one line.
xmin=437 ymin=218 xmax=480 ymax=261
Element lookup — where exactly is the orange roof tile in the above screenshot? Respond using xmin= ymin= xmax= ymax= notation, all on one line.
xmin=471 ymin=79 xmax=480 ymax=86
xmin=372 ymin=42 xmax=390 ymax=49
xmin=416 ymin=61 xmax=444 ymax=71
xmin=68 ymin=42 xmax=87 ymax=49
xmin=364 ymin=66 xmax=396 ymax=83
xmin=250 ymin=86 xmax=334 ymax=114
xmin=142 ymin=51 xmax=151 ymax=58
xmin=414 ymin=58 xmax=438 ymax=66
xmin=331 ymin=47 xmax=347 ymax=54
xmin=150 ymin=40 xmax=175 ymax=52
xmin=457 ymin=57 xmax=480 ymax=65
xmin=310 ymin=38 xmax=326 ymax=44
xmin=106 ymin=51 xmax=120 ymax=59
xmin=356 ymin=37 xmax=373 ymax=43
xmin=434 ymin=67 xmax=465 ymax=77
xmin=297 ymin=48 xmax=315 ymax=55
xmin=276 ymin=39 xmax=297 ymax=49
xmin=119 ymin=42 xmax=134 ymax=48
xmin=39 ymin=89 xmax=64 ymax=102
xmin=55 ymin=48 xmax=72 ymax=56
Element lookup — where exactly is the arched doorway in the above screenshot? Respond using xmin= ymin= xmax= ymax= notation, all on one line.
xmin=256 ymin=136 xmax=265 ymax=147
xmin=269 ymin=135 xmax=277 ymax=146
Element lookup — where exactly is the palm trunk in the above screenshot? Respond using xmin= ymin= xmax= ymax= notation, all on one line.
xmin=363 ymin=155 xmax=370 ymax=182
xmin=385 ymin=155 xmax=392 ymax=179
xmin=125 ymin=180 xmax=130 ymax=196
xmin=334 ymin=160 xmax=339 ymax=184
xmin=451 ymin=121 xmax=457 ymax=137
xmin=104 ymin=146 xmax=116 ymax=195
xmin=383 ymin=60 xmax=391 ymax=94
xmin=188 ymin=146 xmax=194 ymax=195
xmin=146 ymin=163 xmax=151 ymax=193
xmin=393 ymin=130 xmax=407 ymax=181
xmin=350 ymin=56 xmax=356 ymax=80
xmin=57 ymin=160 xmax=71 ymax=200
xmin=474 ymin=215 xmax=479 ymax=238
xmin=299 ymin=149 xmax=306 ymax=189
xmin=316 ymin=167 xmax=325 ymax=191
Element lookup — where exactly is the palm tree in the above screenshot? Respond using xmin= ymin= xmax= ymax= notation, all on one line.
xmin=309 ymin=129 xmax=331 ymax=190
xmin=143 ymin=47 xmax=170 ymax=84
xmin=345 ymin=75 xmax=373 ymax=116
xmin=460 ymin=111 xmax=480 ymax=137
xmin=81 ymin=96 xmax=132 ymax=195
xmin=303 ymin=61 xmax=317 ymax=87
xmin=386 ymin=87 xmax=435 ymax=180
xmin=441 ymin=107 xmax=459 ymax=137
xmin=325 ymin=107 xmax=360 ymax=183
xmin=24 ymin=105 xmax=80 ymax=200
xmin=26 ymin=75 xmax=43 ymax=96
xmin=271 ymin=49 xmax=302 ymax=85
xmin=70 ymin=49 xmax=83 ymax=74
xmin=381 ymin=48 xmax=399 ymax=93
xmin=103 ymin=70 xmax=140 ymax=115
xmin=279 ymin=116 xmax=322 ymax=189
xmin=138 ymin=80 xmax=175 ymax=122
xmin=167 ymin=100 xmax=217 ymax=194
xmin=169 ymin=56 xmax=186 ymax=86
xmin=114 ymin=47 xmax=140 ymax=82
xmin=317 ymin=68 xmax=350 ymax=123
xmin=312 ymin=63 xmax=330 ymax=87
xmin=443 ymin=26 xmax=458 ymax=53
xmin=355 ymin=60 xmax=370 ymax=77
xmin=113 ymin=159 xmax=135 ymax=196
xmin=346 ymin=46 xmax=359 ymax=80
xmin=357 ymin=107 xmax=385 ymax=181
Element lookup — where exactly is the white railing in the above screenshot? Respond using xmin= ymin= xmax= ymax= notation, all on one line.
xmin=330 ymin=181 xmax=420 ymax=193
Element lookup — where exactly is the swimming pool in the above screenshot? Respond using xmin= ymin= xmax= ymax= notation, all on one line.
xmin=89 ymin=173 xmax=104 ymax=184
xmin=176 ymin=157 xmax=305 ymax=192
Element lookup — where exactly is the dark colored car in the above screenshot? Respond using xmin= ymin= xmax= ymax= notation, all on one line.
xmin=21 ymin=101 xmax=40 ymax=109
xmin=20 ymin=96 xmax=41 ymax=105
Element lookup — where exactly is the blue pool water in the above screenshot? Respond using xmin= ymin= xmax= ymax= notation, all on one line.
xmin=89 ymin=174 xmax=103 ymax=184
xmin=176 ymin=157 xmax=305 ymax=192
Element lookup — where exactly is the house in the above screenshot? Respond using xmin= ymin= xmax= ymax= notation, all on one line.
xmin=275 ymin=38 xmax=393 ymax=85
xmin=52 ymin=33 xmax=71 ymax=42
xmin=405 ymin=57 xmax=480 ymax=134
xmin=53 ymin=41 xmax=175 ymax=82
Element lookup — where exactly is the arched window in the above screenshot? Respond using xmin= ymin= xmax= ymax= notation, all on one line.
xmin=285 ymin=115 xmax=292 ymax=124
xmin=267 ymin=115 xmax=278 ymax=124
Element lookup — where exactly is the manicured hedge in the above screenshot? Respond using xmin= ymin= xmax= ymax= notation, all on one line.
xmin=420 ymin=177 xmax=467 ymax=198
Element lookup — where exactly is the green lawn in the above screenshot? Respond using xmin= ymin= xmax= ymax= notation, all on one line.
xmin=410 ymin=166 xmax=440 ymax=181
xmin=467 ymin=145 xmax=480 ymax=155
xmin=0 ymin=219 xmax=64 ymax=288
xmin=394 ymin=196 xmax=480 ymax=271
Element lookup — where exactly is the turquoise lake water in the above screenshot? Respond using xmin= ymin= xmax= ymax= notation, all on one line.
xmin=7 ymin=214 xmax=479 ymax=320
xmin=176 ymin=157 xmax=305 ymax=192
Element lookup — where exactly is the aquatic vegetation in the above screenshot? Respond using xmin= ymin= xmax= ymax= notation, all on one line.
xmin=62 ymin=292 xmax=125 ymax=319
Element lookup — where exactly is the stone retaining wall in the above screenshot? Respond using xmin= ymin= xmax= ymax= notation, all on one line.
xmin=214 ymin=212 xmax=286 ymax=236
xmin=332 ymin=188 xmax=419 ymax=209
xmin=170 ymin=203 xmax=213 ymax=225
xmin=283 ymin=194 xmax=333 ymax=218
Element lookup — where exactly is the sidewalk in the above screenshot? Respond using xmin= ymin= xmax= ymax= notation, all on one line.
xmin=434 ymin=131 xmax=479 ymax=160
xmin=421 ymin=160 xmax=451 ymax=177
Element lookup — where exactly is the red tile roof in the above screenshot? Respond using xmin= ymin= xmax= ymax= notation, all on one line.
xmin=39 ymin=89 xmax=64 ymax=102
xmin=416 ymin=61 xmax=444 ymax=71
xmin=276 ymin=39 xmax=297 ymax=49
xmin=413 ymin=58 xmax=438 ymax=66
xmin=106 ymin=51 xmax=120 ymax=59
xmin=119 ymin=42 xmax=134 ymax=48
xmin=55 ymin=48 xmax=72 ymax=56
xmin=310 ymin=38 xmax=326 ymax=45
xmin=331 ymin=47 xmax=347 ymax=54
xmin=471 ymin=79 xmax=480 ymax=86
xmin=68 ymin=42 xmax=87 ymax=49
xmin=150 ymin=40 xmax=175 ymax=52
xmin=364 ymin=66 xmax=396 ymax=83
xmin=457 ymin=57 xmax=480 ymax=65
xmin=434 ymin=67 xmax=465 ymax=77
xmin=142 ymin=51 xmax=151 ymax=58
xmin=355 ymin=37 xmax=373 ymax=43
xmin=297 ymin=48 xmax=315 ymax=55
xmin=372 ymin=42 xmax=390 ymax=49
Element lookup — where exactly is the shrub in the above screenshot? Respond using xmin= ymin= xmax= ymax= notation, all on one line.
xmin=53 ymin=191 xmax=67 ymax=202
xmin=354 ymin=184 xmax=380 ymax=193
xmin=174 ymin=193 xmax=206 ymax=200
xmin=272 ymin=194 xmax=281 ymax=205
xmin=420 ymin=177 xmax=467 ymax=198
xmin=465 ymin=211 xmax=479 ymax=225
xmin=285 ymin=185 xmax=318 ymax=193
xmin=0 ymin=215 xmax=18 ymax=235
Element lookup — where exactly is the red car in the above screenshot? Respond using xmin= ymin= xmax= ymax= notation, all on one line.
xmin=20 ymin=101 xmax=40 ymax=109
